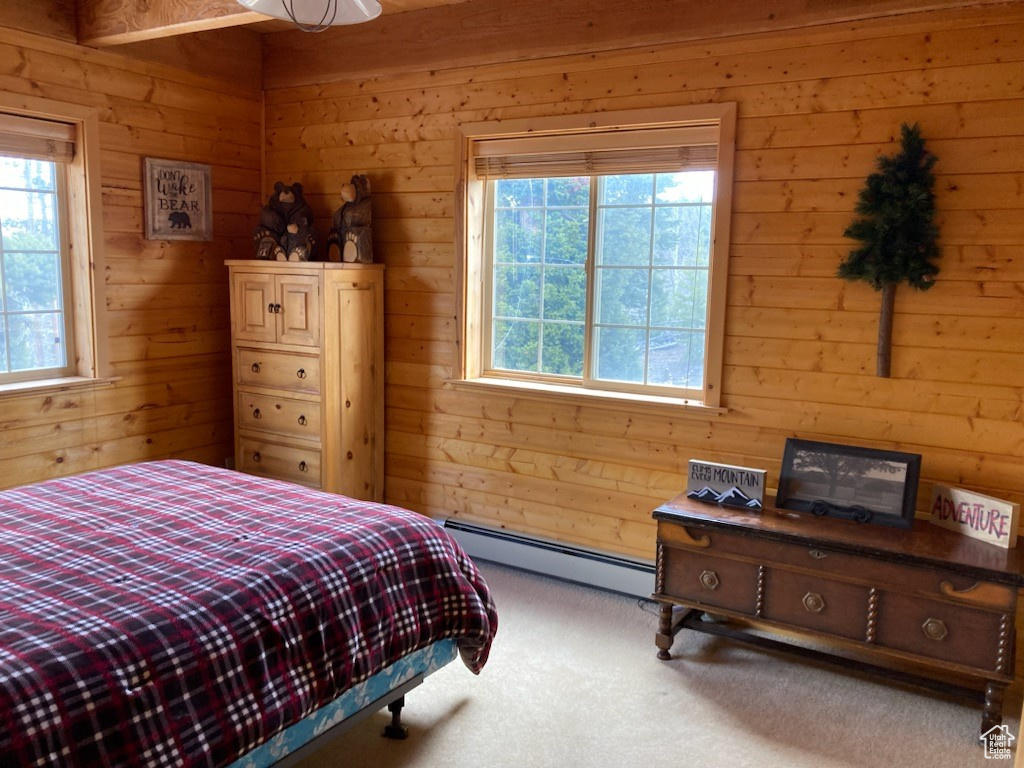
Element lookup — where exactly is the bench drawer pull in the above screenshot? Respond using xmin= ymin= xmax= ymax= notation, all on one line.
xmin=699 ymin=570 xmax=720 ymax=591
xmin=803 ymin=592 xmax=826 ymax=613
xmin=922 ymin=618 xmax=948 ymax=641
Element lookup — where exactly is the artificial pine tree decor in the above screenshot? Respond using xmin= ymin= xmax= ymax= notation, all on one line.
xmin=838 ymin=122 xmax=941 ymax=377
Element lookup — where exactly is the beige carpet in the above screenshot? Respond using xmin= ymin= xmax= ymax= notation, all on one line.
xmin=295 ymin=562 xmax=1019 ymax=768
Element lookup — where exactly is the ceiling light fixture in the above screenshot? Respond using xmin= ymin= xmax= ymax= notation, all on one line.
xmin=235 ymin=0 xmax=382 ymax=32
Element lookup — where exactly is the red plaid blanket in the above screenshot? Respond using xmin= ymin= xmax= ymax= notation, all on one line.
xmin=0 ymin=460 xmax=497 ymax=768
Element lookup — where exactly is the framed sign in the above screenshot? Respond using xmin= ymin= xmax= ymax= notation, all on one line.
xmin=775 ymin=438 xmax=921 ymax=528
xmin=144 ymin=157 xmax=212 ymax=241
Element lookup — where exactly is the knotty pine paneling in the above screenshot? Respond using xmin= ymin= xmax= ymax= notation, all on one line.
xmin=262 ymin=5 xmax=1024 ymax=561
xmin=260 ymin=0 xmax=1016 ymax=90
xmin=0 ymin=25 xmax=261 ymax=485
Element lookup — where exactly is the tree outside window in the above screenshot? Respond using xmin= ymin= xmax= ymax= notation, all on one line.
xmin=489 ymin=170 xmax=715 ymax=394
xmin=0 ymin=156 xmax=70 ymax=376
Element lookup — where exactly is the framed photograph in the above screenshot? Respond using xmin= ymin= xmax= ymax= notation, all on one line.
xmin=143 ymin=157 xmax=212 ymax=241
xmin=775 ymin=438 xmax=921 ymax=528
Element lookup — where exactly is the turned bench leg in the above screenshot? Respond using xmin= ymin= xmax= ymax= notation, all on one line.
xmin=980 ymin=681 xmax=1004 ymax=741
xmin=656 ymin=604 xmax=696 ymax=660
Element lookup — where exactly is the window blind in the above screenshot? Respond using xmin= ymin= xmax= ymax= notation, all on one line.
xmin=0 ymin=113 xmax=75 ymax=163
xmin=472 ymin=124 xmax=719 ymax=179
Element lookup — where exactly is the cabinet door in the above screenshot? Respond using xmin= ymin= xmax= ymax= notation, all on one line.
xmin=321 ymin=276 xmax=383 ymax=500
xmin=277 ymin=275 xmax=320 ymax=346
xmin=232 ymin=272 xmax=276 ymax=343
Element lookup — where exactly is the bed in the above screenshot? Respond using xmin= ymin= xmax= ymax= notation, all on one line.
xmin=0 ymin=460 xmax=497 ymax=768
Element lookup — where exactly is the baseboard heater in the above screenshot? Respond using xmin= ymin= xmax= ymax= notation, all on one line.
xmin=439 ymin=518 xmax=656 ymax=599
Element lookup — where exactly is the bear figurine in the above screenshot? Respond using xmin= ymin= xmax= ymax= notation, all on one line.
xmin=252 ymin=181 xmax=318 ymax=261
xmin=326 ymin=174 xmax=372 ymax=263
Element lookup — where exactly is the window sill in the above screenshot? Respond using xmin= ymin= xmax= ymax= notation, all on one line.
xmin=445 ymin=377 xmax=727 ymax=418
xmin=0 ymin=376 xmax=119 ymax=400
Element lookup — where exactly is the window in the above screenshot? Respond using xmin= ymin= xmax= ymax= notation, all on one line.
xmin=0 ymin=95 xmax=106 ymax=390
xmin=458 ymin=105 xmax=735 ymax=408
xmin=0 ymin=149 xmax=72 ymax=379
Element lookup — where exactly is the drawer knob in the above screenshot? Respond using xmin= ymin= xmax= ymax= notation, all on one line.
xmin=251 ymin=362 xmax=261 ymax=373
xmin=698 ymin=570 xmax=720 ymax=591
xmin=802 ymin=592 xmax=826 ymax=613
xmin=299 ymin=460 xmax=308 ymax=472
xmin=922 ymin=618 xmax=948 ymax=642
xmin=252 ymin=451 xmax=261 ymax=464
xmin=808 ymin=549 xmax=828 ymax=560
xmin=252 ymin=408 xmax=261 ymax=420
xmin=297 ymin=415 xmax=307 ymax=426
xmin=296 ymin=368 xmax=307 ymax=379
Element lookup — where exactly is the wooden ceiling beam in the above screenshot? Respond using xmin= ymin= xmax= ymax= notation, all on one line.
xmin=75 ymin=0 xmax=265 ymax=46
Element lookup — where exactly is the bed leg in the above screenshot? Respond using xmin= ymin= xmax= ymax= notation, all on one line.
xmin=382 ymin=695 xmax=409 ymax=740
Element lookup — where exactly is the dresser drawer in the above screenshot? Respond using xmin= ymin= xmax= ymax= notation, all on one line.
xmin=662 ymin=547 xmax=760 ymax=615
xmin=763 ymin=569 xmax=869 ymax=641
xmin=875 ymin=591 xmax=1006 ymax=673
xmin=238 ymin=437 xmax=321 ymax=487
xmin=237 ymin=391 xmax=321 ymax=441
xmin=237 ymin=348 xmax=320 ymax=394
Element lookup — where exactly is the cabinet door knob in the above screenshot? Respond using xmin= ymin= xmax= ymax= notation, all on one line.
xmin=274 ymin=303 xmax=282 ymax=313
xmin=296 ymin=368 xmax=306 ymax=379
xmin=297 ymin=415 xmax=307 ymax=426
xmin=698 ymin=570 xmax=720 ymax=591
xmin=922 ymin=618 xmax=948 ymax=641
xmin=267 ymin=302 xmax=275 ymax=314
xmin=802 ymin=592 xmax=826 ymax=613
xmin=251 ymin=362 xmax=261 ymax=373
xmin=252 ymin=408 xmax=261 ymax=420
xmin=252 ymin=451 xmax=262 ymax=463
xmin=298 ymin=461 xmax=308 ymax=472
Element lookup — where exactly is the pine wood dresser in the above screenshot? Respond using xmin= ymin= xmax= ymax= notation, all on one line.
xmin=227 ymin=260 xmax=384 ymax=501
xmin=652 ymin=494 xmax=1024 ymax=736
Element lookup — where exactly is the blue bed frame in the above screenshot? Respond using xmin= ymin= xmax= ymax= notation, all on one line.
xmin=227 ymin=639 xmax=458 ymax=768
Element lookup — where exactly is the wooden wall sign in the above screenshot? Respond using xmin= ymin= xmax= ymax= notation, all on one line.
xmin=929 ymin=483 xmax=1020 ymax=549
xmin=143 ymin=157 xmax=212 ymax=241
xmin=686 ymin=459 xmax=766 ymax=510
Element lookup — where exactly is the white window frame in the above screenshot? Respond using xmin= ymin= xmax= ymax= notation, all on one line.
xmin=0 ymin=92 xmax=109 ymax=394
xmin=455 ymin=104 xmax=736 ymax=411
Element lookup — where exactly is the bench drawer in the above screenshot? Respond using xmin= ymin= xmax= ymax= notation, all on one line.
xmin=875 ymin=592 xmax=1006 ymax=673
xmin=662 ymin=547 xmax=760 ymax=615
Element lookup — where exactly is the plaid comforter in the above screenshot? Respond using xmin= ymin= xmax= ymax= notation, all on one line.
xmin=0 ymin=460 xmax=497 ymax=768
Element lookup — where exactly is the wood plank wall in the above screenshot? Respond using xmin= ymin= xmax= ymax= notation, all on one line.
xmin=263 ymin=3 xmax=1024 ymax=561
xmin=0 ymin=23 xmax=260 ymax=485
